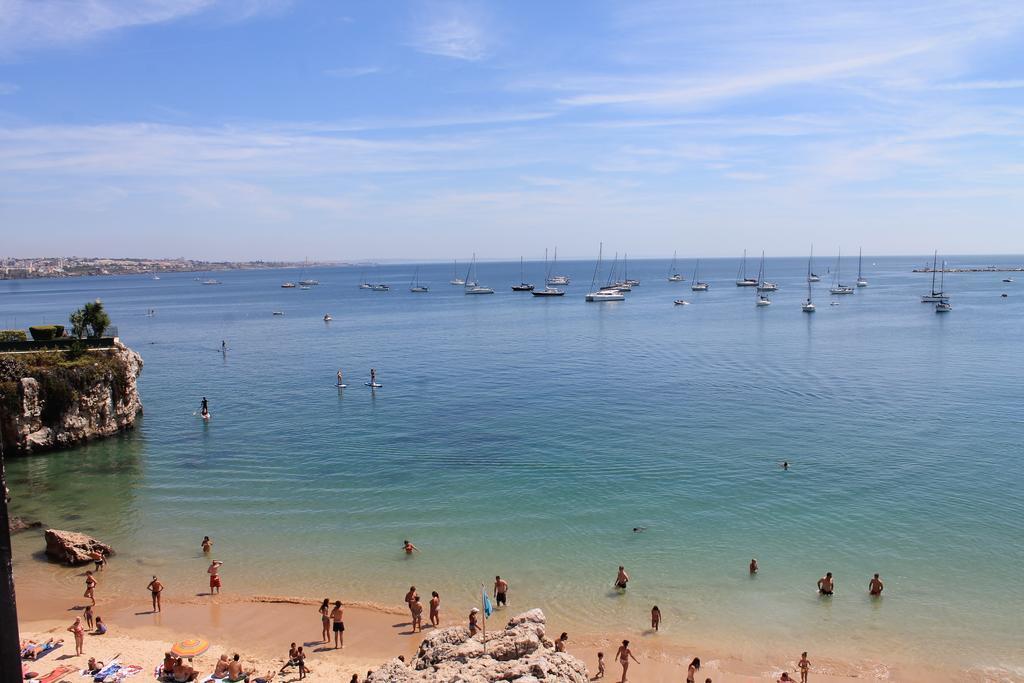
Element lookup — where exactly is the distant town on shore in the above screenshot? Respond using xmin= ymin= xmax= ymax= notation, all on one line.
xmin=0 ymin=257 xmax=346 ymax=279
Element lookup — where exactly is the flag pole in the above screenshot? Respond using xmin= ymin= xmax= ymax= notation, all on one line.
xmin=480 ymin=583 xmax=486 ymax=654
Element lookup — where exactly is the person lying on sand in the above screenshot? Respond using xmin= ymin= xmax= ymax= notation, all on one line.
xmin=20 ymin=639 xmax=62 ymax=659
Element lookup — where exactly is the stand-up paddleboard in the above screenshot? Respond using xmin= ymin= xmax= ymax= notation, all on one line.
xmin=202 ymin=412 xmax=211 ymax=421
xmin=365 ymin=382 xmax=382 ymax=388
xmin=336 ymin=383 xmax=347 ymax=388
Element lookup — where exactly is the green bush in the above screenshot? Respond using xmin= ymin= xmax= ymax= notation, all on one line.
xmin=0 ymin=330 xmax=27 ymax=342
xmin=29 ymin=325 xmax=64 ymax=341
xmin=0 ymin=379 xmax=20 ymax=414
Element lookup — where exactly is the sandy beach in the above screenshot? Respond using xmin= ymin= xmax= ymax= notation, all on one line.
xmin=14 ymin=568 xmax=987 ymax=683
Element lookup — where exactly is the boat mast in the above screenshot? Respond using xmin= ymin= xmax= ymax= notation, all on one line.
xmin=590 ymin=243 xmax=603 ymax=290
xmin=931 ymin=250 xmax=938 ymax=295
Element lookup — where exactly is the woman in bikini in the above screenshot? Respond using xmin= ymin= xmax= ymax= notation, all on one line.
xmin=319 ymin=599 xmax=331 ymax=642
xmin=429 ymin=591 xmax=441 ymax=627
xmin=84 ymin=571 xmax=97 ymax=606
xmin=686 ymin=657 xmax=701 ymax=683
xmin=614 ymin=640 xmax=638 ymax=682
xmin=67 ymin=617 xmax=85 ymax=655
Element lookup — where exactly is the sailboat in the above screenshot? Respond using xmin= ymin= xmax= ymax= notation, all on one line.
xmin=586 ymin=244 xmax=625 ymax=302
xmin=802 ymin=250 xmax=816 ymax=312
xmin=409 ymin=267 xmax=429 ymax=293
xmin=921 ymin=251 xmax=947 ymax=302
xmin=511 ymin=256 xmax=535 ymax=291
xmin=756 ymin=251 xmax=778 ymax=292
xmin=532 ymin=248 xmax=564 ymax=296
xmin=546 ymin=247 xmax=570 ymax=285
xmin=600 ymin=253 xmax=630 ymax=292
xmin=463 ymin=254 xmax=494 ymax=294
xmin=449 ymin=260 xmax=465 ymax=286
xmin=808 ymin=245 xmax=821 ymax=282
xmin=755 ymin=254 xmax=772 ymax=306
xmin=358 ymin=269 xmax=372 ymax=289
xmin=668 ymin=251 xmax=684 ymax=282
xmin=298 ymin=257 xmax=319 ymax=286
xmin=690 ymin=259 xmax=709 ymax=291
xmin=856 ymin=248 xmax=868 ymax=287
xmin=623 ymin=253 xmax=640 ymax=286
xmin=935 ymin=260 xmax=952 ymax=312
xmin=736 ymin=250 xmax=758 ymax=286
xmin=829 ymin=249 xmax=855 ymax=295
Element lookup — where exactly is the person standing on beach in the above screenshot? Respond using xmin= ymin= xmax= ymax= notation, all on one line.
xmin=84 ymin=605 xmax=94 ymax=630
xmin=67 ymin=617 xmax=85 ymax=656
xmin=89 ymin=550 xmax=105 ymax=571
xmin=817 ymin=572 xmax=834 ymax=596
xmin=147 ymin=576 xmax=164 ymax=612
xmin=614 ymin=640 xmax=638 ymax=682
xmin=596 ymin=652 xmax=605 ymax=679
xmin=429 ymin=591 xmax=440 ymax=627
xmin=650 ymin=605 xmax=661 ymax=631
xmin=686 ymin=657 xmax=701 ymax=683
xmin=798 ymin=652 xmax=810 ymax=683
xmin=403 ymin=540 xmax=419 ymax=555
xmin=207 ymin=559 xmax=223 ymax=594
xmin=330 ymin=601 xmax=345 ymax=649
xmin=404 ymin=586 xmax=419 ymax=619
xmin=868 ymin=573 xmax=884 ymax=596
xmin=319 ymin=599 xmax=331 ymax=642
xmin=468 ymin=607 xmax=481 ymax=636
xmin=411 ymin=596 xmax=424 ymax=632
xmin=494 ymin=576 xmax=509 ymax=607
xmin=615 ymin=566 xmax=630 ymax=590
xmin=84 ymin=571 xmax=97 ymax=606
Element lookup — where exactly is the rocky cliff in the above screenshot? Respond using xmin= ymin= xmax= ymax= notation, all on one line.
xmin=0 ymin=340 xmax=143 ymax=454
xmin=367 ymin=609 xmax=590 ymax=682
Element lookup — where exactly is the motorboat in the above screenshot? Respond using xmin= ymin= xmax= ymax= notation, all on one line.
xmin=202 ymin=279 xmax=222 ymax=285
xmin=673 ymin=299 xmax=690 ymax=305
xmin=935 ymin=299 xmax=952 ymax=312
xmin=371 ymin=284 xmax=390 ymax=291
xmin=272 ymin=310 xmax=285 ymax=316
xmin=756 ymin=294 xmax=772 ymax=306
xmin=281 ymin=282 xmax=297 ymax=288
xmin=323 ymin=314 xmax=332 ymax=321
xmin=532 ymin=287 xmax=564 ymax=297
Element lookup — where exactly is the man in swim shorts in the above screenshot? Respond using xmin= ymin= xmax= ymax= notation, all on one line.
xmin=615 ymin=565 xmax=629 ymax=589
xmin=493 ymin=576 xmax=509 ymax=607
xmin=868 ymin=573 xmax=884 ymax=596
xmin=817 ymin=571 xmax=834 ymax=596
xmin=208 ymin=560 xmax=223 ymax=594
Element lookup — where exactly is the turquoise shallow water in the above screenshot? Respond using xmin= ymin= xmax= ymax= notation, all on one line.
xmin=4 ymin=255 xmax=1024 ymax=675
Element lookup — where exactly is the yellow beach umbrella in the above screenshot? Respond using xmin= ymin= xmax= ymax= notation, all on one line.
xmin=170 ymin=638 xmax=210 ymax=658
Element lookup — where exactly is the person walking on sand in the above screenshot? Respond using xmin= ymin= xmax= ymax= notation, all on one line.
xmin=147 ymin=576 xmax=164 ymax=612
xmin=207 ymin=559 xmax=223 ymax=594
xmin=817 ymin=572 xmax=834 ymax=596
xmin=84 ymin=571 xmax=97 ymax=606
xmin=614 ymin=640 xmax=638 ymax=682
xmin=319 ymin=599 xmax=331 ymax=642
xmin=614 ymin=565 xmax=630 ymax=590
xmin=494 ymin=576 xmax=509 ymax=607
xmin=868 ymin=573 xmax=884 ymax=596
xmin=411 ymin=595 xmax=424 ymax=632
xmin=403 ymin=539 xmax=420 ymax=555
xmin=596 ymin=652 xmax=605 ymax=679
xmin=429 ymin=591 xmax=440 ymax=627
xmin=468 ymin=607 xmax=481 ymax=636
xmin=201 ymin=536 xmax=213 ymax=553
xmin=686 ymin=657 xmax=701 ymax=683
xmin=68 ymin=617 xmax=85 ymax=655
xmin=798 ymin=652 xmax=811 ymax=683
xmin=330 ymin=601 xmax=345 ymax=649
xmin=650 ymin=605 xmax=661 ymax=631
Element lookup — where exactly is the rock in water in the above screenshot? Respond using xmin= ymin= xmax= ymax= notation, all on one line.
xmin=9 ymin=517 xmax=43 ymax=534
xmin=367 ymin=609 xmax=589 ymax=682
xmin=44 ymin=529 xmax=113 ymax=565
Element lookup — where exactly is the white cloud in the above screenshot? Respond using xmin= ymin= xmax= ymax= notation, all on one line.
xmin=410 ymin=5 xmax=488 ymax=61
xmin=324 ymin=66 xmax=382 ymax=79
xmin=931 ymin=80 xmax=1024 ymax=91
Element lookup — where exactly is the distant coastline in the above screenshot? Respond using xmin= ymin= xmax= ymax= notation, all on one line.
xmin=0 ymin=257 xmax=358 ymax=280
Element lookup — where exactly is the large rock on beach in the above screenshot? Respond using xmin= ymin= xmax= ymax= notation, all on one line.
xmin=368 ymin=609 xmax=588 ymax=683
xmin=44 ymin=529 xmax=113 ymax=565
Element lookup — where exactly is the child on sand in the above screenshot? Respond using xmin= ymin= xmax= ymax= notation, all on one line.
xmin=798 ymin=652 xmax=810 ymax=683
xmin=84 ymin=605 xmax=94 ymax=629
xmin=651 ymin=605 xmax=661 ymax=631
xmin=596 ymin=652 xmax=605 ymax=678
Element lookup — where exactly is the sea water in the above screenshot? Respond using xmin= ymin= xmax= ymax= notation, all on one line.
xmin=4 ymin=256 xmax=1023 ymax=675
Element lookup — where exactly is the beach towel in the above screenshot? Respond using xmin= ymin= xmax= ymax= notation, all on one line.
xmin=105 ymin=664 xmax=143 ymax=682
xmin=35 ymin=665 xmax=74 ymax=683
xmin=94 ymin=660 xmax=120 ymax=682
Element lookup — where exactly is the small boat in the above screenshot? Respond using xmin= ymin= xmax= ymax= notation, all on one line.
xmin=512 ymin=256 xmax=534 ymax=291
xmin=856 ymin=248 xmax=868 ymax=287
xmin=829 ymin=249 xmax=855 ymax=295
xmin=281 ymin=282 xmax=297 ymax=288
xmin=272 ymin=310 xmax=285 ymax=316
xmin=755 ymin=256 xmax=772 ymax=306
xmin=449 ymin=260 xmax=466 ymax=285
xmin=808 ymin=273 xmax=821 ymax=282
xmin=756 ymin=251 xmax=778 ymax=291
xmin=690 ymin=259 xmax=709 ymax=291
xmin=736 ymin=250 xmax=758 ymax=286
xmin=756 ymin=294 xmax=772 ymax=306
xmin=371 ymin=283 xmax=390 ymax=291
xmin=152 ymin=275 xmax=161 ymax=280
xmin=300 ymin=285 xmax=311 ymax=290
xmin=1003 ymin=277 xmax=1014 ymax=283
xmin=802 ymin=249 xmax=816 ymax=312
xmin=830 ymin=301 xmax=840 ymax=306
xmin=921 ymin=251 xmax=947 ymax=302
xmin=673 ymin=299 xmax=690 ymax=305
xmin=202 ymin=279 xmax=222 ymax=285
xmin=463 ymin=254 xmax=494 ymax=294
xmin=668 ymin=251 xmax=684 ymax=282
xmin=546 ymin=247 xmax=570 ymax=285
xmin=409 ymin=267 xmax=429 ymax=293
xmin=323 ymin=314 xmax=332 ymax=322
xmin=299 ymin=279 xmax=319 ymax=286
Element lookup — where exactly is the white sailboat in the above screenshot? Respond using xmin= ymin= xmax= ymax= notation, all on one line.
xmin=756 ymin=251 xmax=778 ymax=292
xmin=546 ymin=247 xmax=570 ymax=285
xmin=409 ymin=267 xmax=429 ymax=293
xmin=755 ymin=254 xmax=772 ymax=306
xmin=586 ymin=243 xmax=625 ymax=302
xmin=449 ymin=260 xmax=465 ymax=286
xmin=736 ymin=250 xmax=758 ymax=286
xmin=358 ymin=269 xmax=372 ymax=289
xmin=802 ymin=250 xmax=816 ymax=312
xmin=298 ymin=257 xmax=319 ymax=286
xmin=935 ymin=261 xmax=952 ymax=312
xmin=921 ymin=251 xmax=947 ymax=302
xmin=668 ymin=251 xmax=683 ymax=282
xmin=856 ymin=248 xmax=868 ymax=287
xmin=690 ymin=259 xmax=709 ymax=291
xmin=532 ymin=248 xmax=564 ymax=296
xmin=511 ymin=256 xmax=535 ymax=291
xmin=623 ymin=253 xmax=640 ymax=286
xmin=464 ymin=254 xmax=494 ymax=294
xmin=829 ymin=249 xmax=855 ymax=295
xmin=808 ymin=245 xmax=821 ymax=282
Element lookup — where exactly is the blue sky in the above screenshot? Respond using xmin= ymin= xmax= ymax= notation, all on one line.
xmin=1 ymin=0 xmax=1023 ymax=260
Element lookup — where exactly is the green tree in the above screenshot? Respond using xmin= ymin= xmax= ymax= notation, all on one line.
xmin=69 ymin=300 xmax=112 ymax=338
